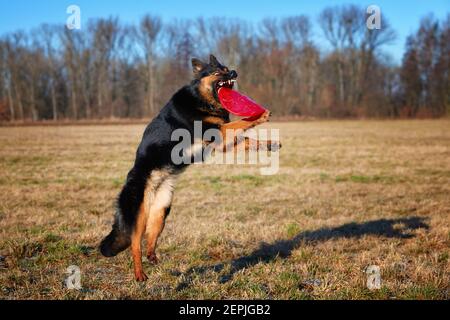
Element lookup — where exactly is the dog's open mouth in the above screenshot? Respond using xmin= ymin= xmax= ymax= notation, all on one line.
xmin=216 ymin=79 xmax=236 ymax=90
xmin=216 ymin=80 xmax=267 ymax=118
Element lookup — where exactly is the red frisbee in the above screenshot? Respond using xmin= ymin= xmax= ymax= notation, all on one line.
xmin=218 ymin=87 xmax=267 ymax=118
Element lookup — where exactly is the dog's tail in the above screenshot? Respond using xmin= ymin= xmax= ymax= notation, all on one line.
xmin=100 ymin=172 xmax=145 ymax=257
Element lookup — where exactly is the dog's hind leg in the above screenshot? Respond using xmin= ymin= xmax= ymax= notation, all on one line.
xmin=145 ymin=175 xmax=175 ymax=265
xmin=146 ymin=206 xmax=171 ymax=264
xmin=131 ymin=193 xmax=150 ymax=282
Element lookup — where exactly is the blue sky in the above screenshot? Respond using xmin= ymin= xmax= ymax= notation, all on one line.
xmin=0 ymin=0 xmax=448 ymax=63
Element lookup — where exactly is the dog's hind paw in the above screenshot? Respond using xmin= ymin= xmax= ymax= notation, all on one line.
xmin=147 ymin=253 xmax=159 ymax=265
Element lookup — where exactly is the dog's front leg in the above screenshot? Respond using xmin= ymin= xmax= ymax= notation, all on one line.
xmin=242 ymin=137 xmax=282 ymax=152
xmin=221 ymin=110 xmax=270 ymax=132
xmin=219 ymin=111 xmax=271 ymax=152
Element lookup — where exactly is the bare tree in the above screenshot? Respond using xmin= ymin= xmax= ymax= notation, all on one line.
xmin=40 ymin=24 xmax=59 ymax=120
xmin=60 ymin=28 xmax=80 ymax=119
xmin=319 ymin=7 xmax=347 ymax=107
xmin=0 ymin=40 xmax=15 ymax=120
xmin=91 ymin=17 xmax=120 ymax=118
xmin=135 ymin=15 xmax=162 ymax=116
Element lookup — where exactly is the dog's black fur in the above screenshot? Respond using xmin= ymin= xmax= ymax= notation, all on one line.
xmin=99 ymin=55 xmax=239 ymax=258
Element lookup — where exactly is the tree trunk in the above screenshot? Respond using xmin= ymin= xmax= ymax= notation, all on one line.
xmin=337 ymin=57 xmax=345 ymax=106
xmin=50 ymin=81 xmax=57 ymax=121
xmin=71 ymin=83 xmax=78 ymax=119
xmin=7 ymin=85 xmax=15 ymax=121
xmin=307 ymin=51 xmax=317 ymax=112
xmin=147 ymin=53 xmax=155 ymax=116
xmin=83 ymin=90 xmax=91 ymax=119
xmin=13 ymin=83 xmax=24 ymax=120
xmin=30 ymin=85 xmax=38 ymax=121
xmin=48 ymin=53 xmax=58 ymax=121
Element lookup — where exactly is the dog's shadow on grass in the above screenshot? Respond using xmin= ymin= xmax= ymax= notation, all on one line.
xmin=172 ymin=216 xmax=429 ymax=291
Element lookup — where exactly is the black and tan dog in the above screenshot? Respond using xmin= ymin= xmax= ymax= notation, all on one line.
xmin=100 ymin=55 xmax=279 ymax=281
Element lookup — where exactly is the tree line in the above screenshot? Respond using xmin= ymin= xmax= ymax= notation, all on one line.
xmin=0 ymin=5 xmax=448 ymax=121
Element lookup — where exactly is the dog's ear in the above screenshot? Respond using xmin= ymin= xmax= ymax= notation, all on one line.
xmin=209 ymin=54 xmax=220 ymax=66
xmin=192 ymin=58 xmax=207 ymax=76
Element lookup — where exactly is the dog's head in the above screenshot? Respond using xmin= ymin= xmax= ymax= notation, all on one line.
xmin=191 ymin=54 xmax=238 ymax=110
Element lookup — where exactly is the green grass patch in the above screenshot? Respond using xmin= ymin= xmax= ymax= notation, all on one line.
xmin=3 ymin=156 xmax=52 ymax=167
xmin=229 ymin=174 xmax=265 ymax=186
xmin=201 ymin=176 xmax=225 ymax=191
xmin=335 ymin=174 xmax=398 ymax=184
xmin=402 ymin=285 xmax=444 ymax=299
xmin=286 ymin=223 xmax=301 ymax=238
xmin=415 ymin=169 xmax=450 ymax=177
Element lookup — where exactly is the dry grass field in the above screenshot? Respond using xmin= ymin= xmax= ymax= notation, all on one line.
xmin=0 ymin=120 xmax=449 ymax=300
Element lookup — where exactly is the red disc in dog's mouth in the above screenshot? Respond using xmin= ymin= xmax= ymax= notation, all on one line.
xmin=218 ymin=87 xmax=267 ymax=118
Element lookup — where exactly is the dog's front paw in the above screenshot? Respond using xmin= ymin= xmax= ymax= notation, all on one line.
xmin=255 ymin=110 xmax=271 ymax=125
xmin=135 ymin=270 xmax=148 ymax=282
xmin=266 ymin=140 xmax=282 ymax=151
